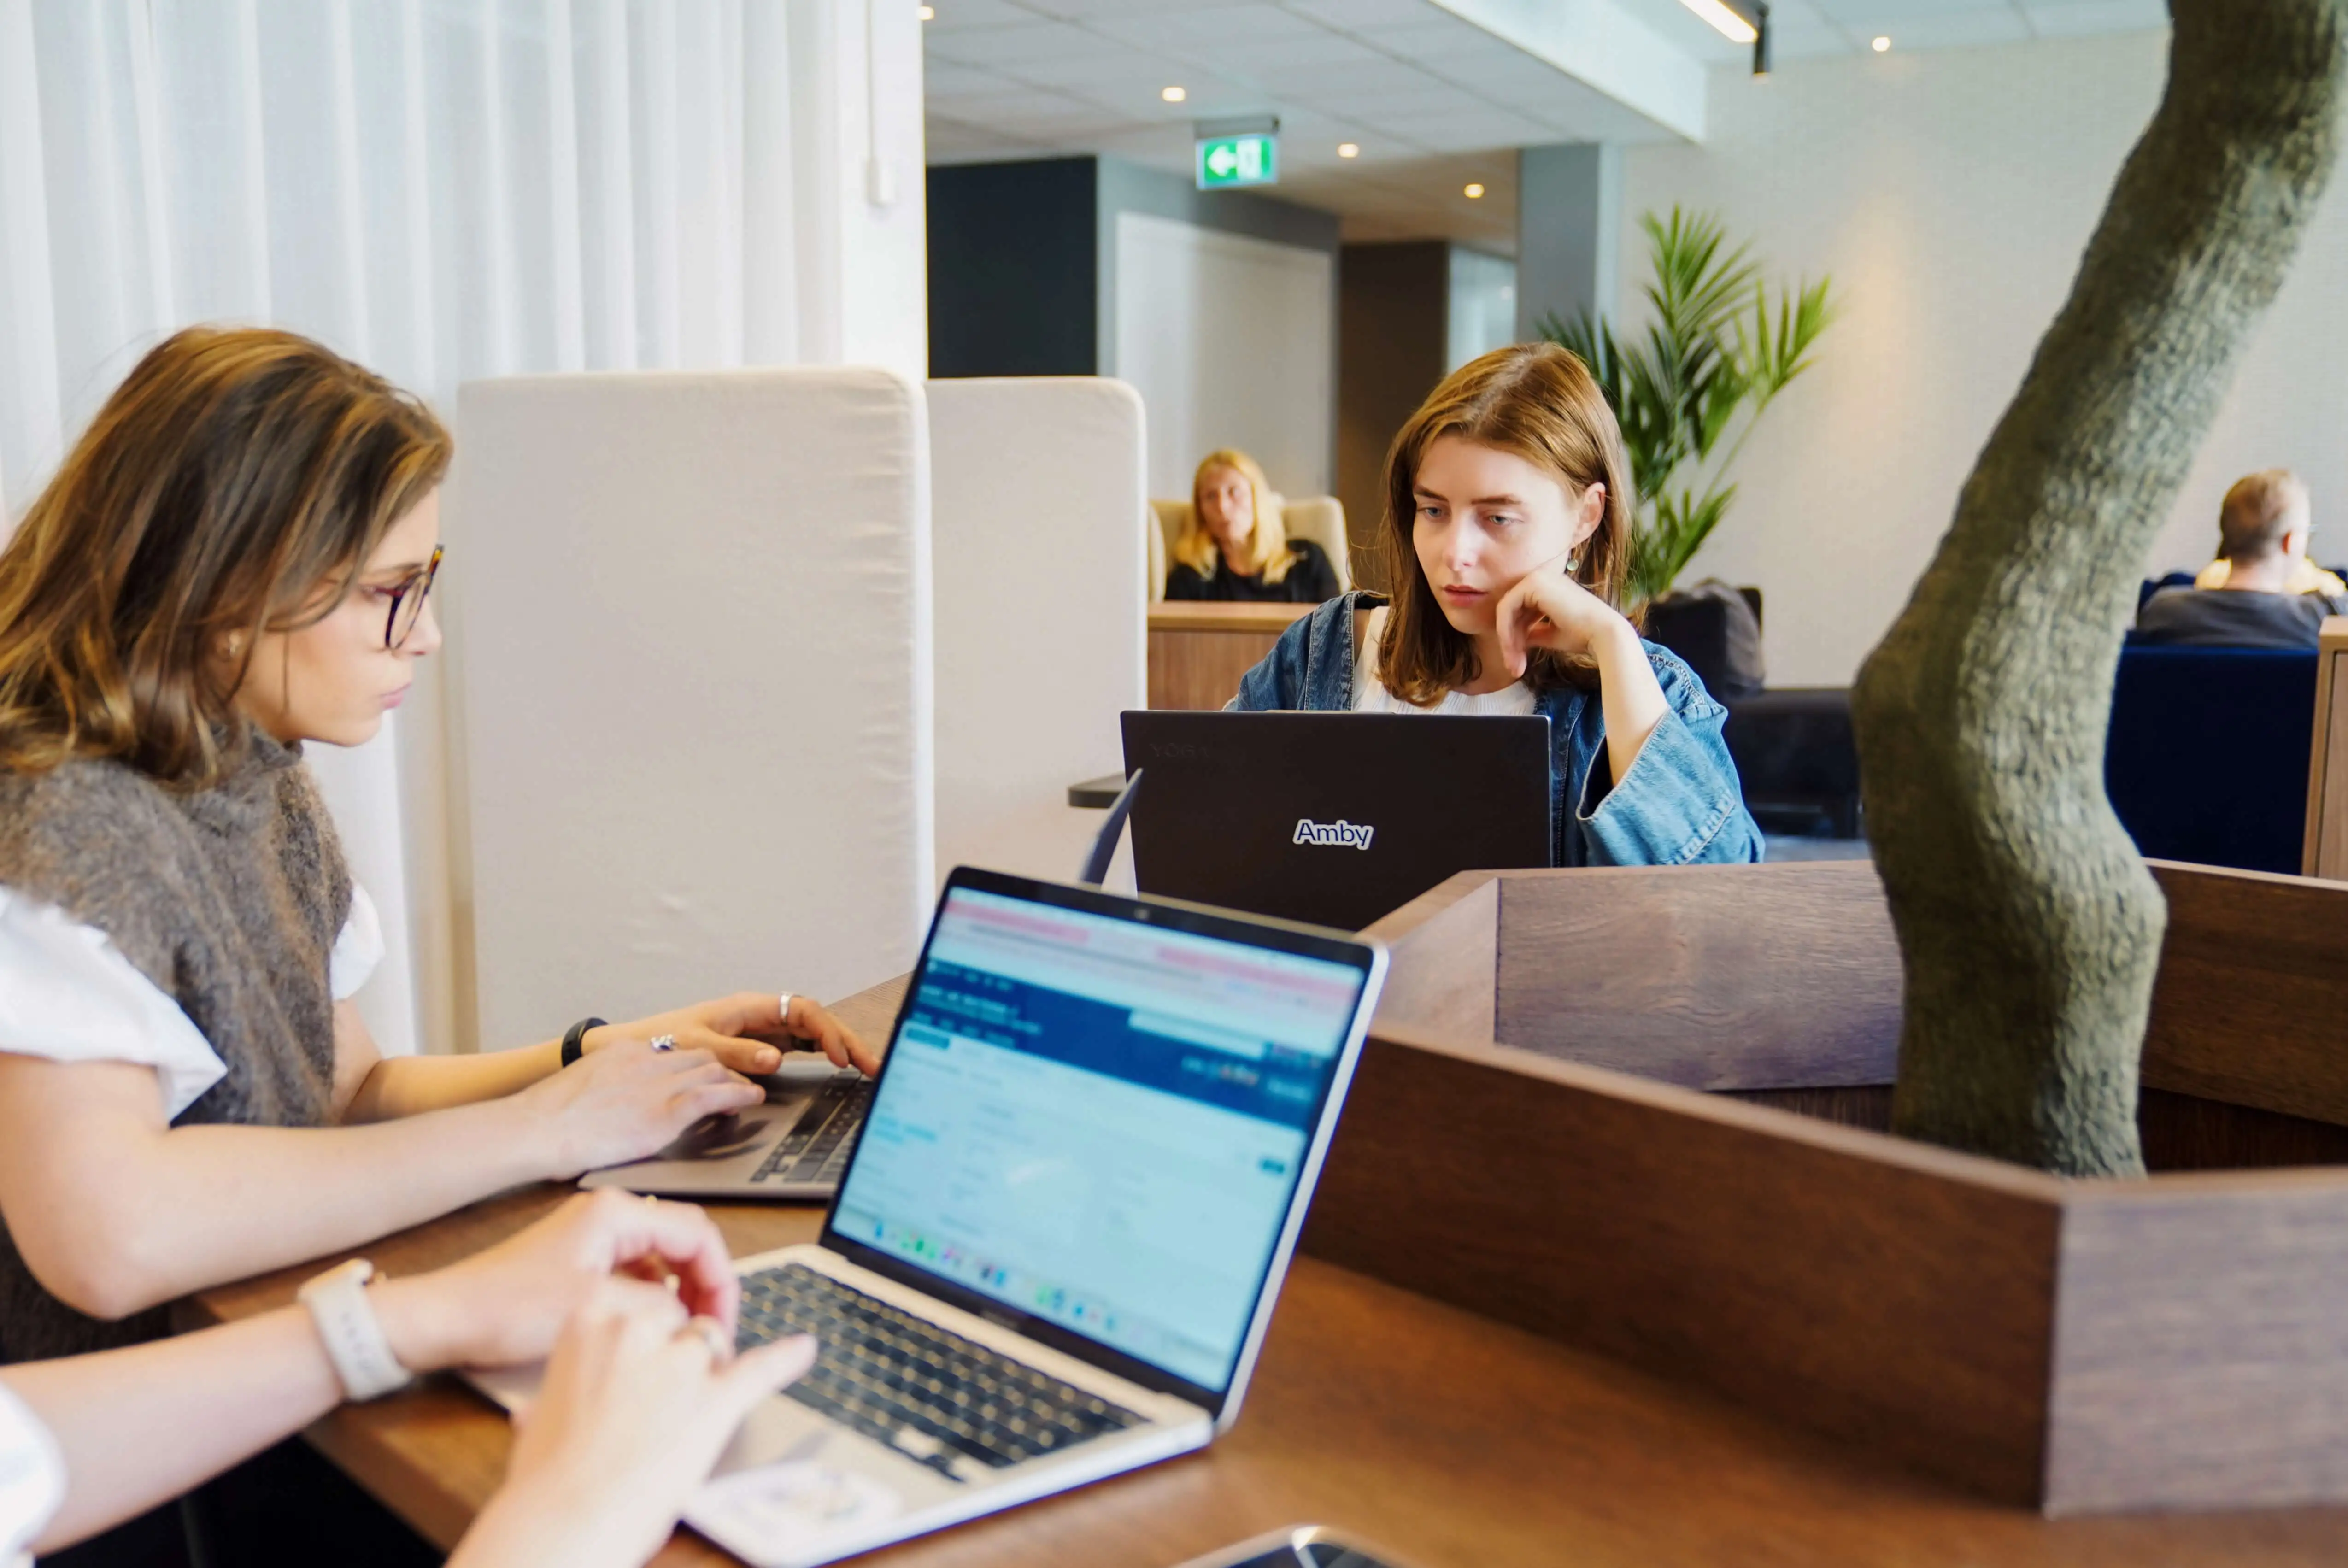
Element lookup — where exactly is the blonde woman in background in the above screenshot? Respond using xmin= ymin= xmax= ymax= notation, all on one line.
xmin=1164 ymin=449 xmax=1342 ymax=603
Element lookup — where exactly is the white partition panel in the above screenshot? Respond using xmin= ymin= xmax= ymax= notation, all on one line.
xmin=928 ymin=378 xmax=1146 ymax=885
xmin=451 ymin=370 xmax=932 ymax=1049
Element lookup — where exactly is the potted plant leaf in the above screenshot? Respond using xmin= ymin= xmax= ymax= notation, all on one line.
xmin=1541 ymin=209 xmax=1834 ymax=696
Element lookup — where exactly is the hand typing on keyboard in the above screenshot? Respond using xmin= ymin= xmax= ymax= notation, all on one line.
xmin=448 ymin=1249 xmax=819 ymax=1568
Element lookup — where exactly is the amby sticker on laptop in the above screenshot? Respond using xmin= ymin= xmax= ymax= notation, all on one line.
xmin=1292 ymin=818 xmax=1374 ymax=850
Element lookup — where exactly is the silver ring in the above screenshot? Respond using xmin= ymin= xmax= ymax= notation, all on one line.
xmin=687 ymin=1316 xmax=733 ymax=1362
xmin=778 ymin=992 xmax=796 ymax=1024
xmin=649 ymin=1033 xmax=677 ymax=1052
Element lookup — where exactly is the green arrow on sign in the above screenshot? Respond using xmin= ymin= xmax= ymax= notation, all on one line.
xmin=1196 ymin=132 xmax=1278 ymax=190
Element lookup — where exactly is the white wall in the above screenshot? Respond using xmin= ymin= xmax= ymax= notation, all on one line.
xmin=1113 ymin=211 xmax=1335 ymax=502
xmin=1448 ymin=248 xmax=1520 ymax=374
xmin=1623 ymin=29 xmax=2348 ymax=687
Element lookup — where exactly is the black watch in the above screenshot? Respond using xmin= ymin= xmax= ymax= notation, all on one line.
xmin=561 ymin=1017 xmax=607 ymax=1069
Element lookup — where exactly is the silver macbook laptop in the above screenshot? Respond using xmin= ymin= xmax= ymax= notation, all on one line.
xmin=481 ymin=864 xmax=1384 ymax=1567
xmin=579 ymin=774 xmax=1150 ymax=1204
xmin=578 ymin=1059 xmax=875 ymax=1200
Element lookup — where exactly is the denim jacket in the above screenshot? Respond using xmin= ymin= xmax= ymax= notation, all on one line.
xmin=1229 ymin=593 xmax=1763 ymax=867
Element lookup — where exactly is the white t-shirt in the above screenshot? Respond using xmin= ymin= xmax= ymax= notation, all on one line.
xmin=0 ymin=1381 xmax=63 ymax=1568
xmin=0 ymin=882 xmax=383 ymax=1120
xmin=1350 ymin=606 xmax=1540 ymax=717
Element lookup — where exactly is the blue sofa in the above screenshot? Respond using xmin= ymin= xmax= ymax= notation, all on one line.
xmin=2104 ymin=639 xmax=2316 ymax=875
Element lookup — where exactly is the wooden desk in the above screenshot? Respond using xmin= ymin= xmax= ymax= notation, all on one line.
xmin=2304 ymin=616 xmax=2348 ymax=878
xmin=1146 ymin=603 xmax=1314 ymax=711
xmin=180 ymin=979 xmax=2348 ymax=1565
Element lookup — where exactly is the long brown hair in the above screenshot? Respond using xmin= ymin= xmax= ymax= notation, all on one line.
xmin=1375 ymin=342 xmax=1633 ymax=703
xmin=0 ymin=326 xmax=452 ymax=788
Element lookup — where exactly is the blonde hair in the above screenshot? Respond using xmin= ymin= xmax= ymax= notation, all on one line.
xmin=0 ymin=327 xmax=451 ymax=788
xmin=1174 ymin=448 xmax=1299 ymax=585
xmin=2218 ymin=469 xmax=2310 ymax=561
xmin=1376 ymin=342 xmax=1633 ymax=703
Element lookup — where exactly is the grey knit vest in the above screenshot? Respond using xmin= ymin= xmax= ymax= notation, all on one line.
xmin=0 ymin=733 xmax=350 ymax=1362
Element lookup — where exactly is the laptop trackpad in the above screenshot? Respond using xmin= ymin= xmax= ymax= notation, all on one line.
xmin=690 ymin=1398 xmax=956 ymax=1567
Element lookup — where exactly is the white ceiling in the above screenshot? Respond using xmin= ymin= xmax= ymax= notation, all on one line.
xmin=922 ymin=0 xmax=2170 ymax=249
xmin=1604 ymin=0 xmax=2165 ymax=64
xmin=923 ymin=0 xmax=1669 ymax=251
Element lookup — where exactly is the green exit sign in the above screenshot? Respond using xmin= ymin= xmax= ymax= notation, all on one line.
xmin=1196 ymin=132 xmax=1278 ymax=190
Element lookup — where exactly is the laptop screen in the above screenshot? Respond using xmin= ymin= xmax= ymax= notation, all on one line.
xmin=828 ymin=885 xmax=1371 ymax=1394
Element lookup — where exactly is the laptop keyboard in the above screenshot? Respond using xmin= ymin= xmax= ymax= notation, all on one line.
xmin=750 ymin=1075 xmax=873 ymax=1186
xmin=734 ymin=1263 xmax=1145 ymax=1482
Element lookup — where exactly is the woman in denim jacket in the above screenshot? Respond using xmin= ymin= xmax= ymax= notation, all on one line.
xmin=1230 ymin=342 xmax=1762 ymax=868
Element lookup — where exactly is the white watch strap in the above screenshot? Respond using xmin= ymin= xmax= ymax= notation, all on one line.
xmin=298 ymin=1258 xmax=415 ymax=1402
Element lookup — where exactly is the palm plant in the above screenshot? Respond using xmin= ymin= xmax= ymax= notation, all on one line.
xmin=1542 ymin=208 xmax=1835 ymax=606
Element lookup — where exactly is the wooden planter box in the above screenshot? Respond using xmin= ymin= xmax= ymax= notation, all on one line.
xmin=1295 ymin=860 xmax=2348 ymax=1516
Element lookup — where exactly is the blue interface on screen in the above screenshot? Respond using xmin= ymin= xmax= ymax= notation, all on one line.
xmin=832 ymin=889 xmax=1367 ymax=1391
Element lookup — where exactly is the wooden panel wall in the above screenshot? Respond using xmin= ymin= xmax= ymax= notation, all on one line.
xmin=1734 ymin=1086 xmax=2348 ymax=1172
xmin=1301 ymin=1025 xmax=2063 ymax=1505
xmin=2047 ymin=1173 xmax=2348 ymax=1514
xmin=2142 ymin=861 xmax=2348 ymax=1128
xmin=1146 ymin=605 xmax=1311 ymax=711
xmin=2303 ymin=620 xmax=2348 ymax=877
xmin=1361 ymin=871 xmax=1498 ymax=1039
xmin=1489 ymin=862 xmax=1903 ymax=1089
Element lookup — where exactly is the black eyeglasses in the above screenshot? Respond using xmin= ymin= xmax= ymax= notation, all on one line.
xmin=383 ymin=545 xmax=444 ymax=650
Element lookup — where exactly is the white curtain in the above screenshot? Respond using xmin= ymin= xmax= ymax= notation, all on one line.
xmin=0 ymin=0 xmax=899 ymax=1054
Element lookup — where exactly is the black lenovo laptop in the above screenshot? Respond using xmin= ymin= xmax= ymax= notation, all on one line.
xmin=1119 ymin=710 xmax=1554 ymax=931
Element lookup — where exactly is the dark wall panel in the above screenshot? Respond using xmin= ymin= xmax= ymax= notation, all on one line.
xmin=1338 ymin=241 xmax=1449 ymax=593
xmin=927 ymin=158 xmax=1098 ymax=378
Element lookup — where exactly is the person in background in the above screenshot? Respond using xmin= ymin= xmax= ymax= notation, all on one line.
xmin=2138 ymin=470 xmax=2348 ymax=648
xmin=0 ymin=1191 xmax=816 ymax=1568
xmin=1163 ymin=448 xmax=1342 ymax=604
xmin=1229 ymin=342 xmax=1761 ymax=867
xmin=2190 ymin=468 xmax=2346 ymax=597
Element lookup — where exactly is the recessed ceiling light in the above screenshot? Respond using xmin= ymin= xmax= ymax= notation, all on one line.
xmin=1872 ymin=34 xmax=1890 ymax=51
xmin=1337 ymin=142 xmax=1359 ymax=159
xmin=1463 ymin=182 xmax=1485 ymax=199
xmin=917 ymin=4 xmax=934 ymax=18
xmin=1161 ymin=85 xmax=1187 ymax=103
xmin=1676 ymin=0 xmax=1757 ymax=45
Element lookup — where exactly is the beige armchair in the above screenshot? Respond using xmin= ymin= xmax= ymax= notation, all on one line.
xmin=1147 ymin=493 xmax=1350 ymax=603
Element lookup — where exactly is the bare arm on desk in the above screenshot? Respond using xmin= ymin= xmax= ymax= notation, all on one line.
xmin=0 ymin=1045 xmax=758 ymax=1321
xmin=5 ymin=1193 xmax=800 ymax=1562
xmin=336 ymin=991 xmax=878 ymax=1123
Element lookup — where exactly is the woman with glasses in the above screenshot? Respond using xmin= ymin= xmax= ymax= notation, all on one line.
xmin=0 ymin=328 xmax=873 ymax=1563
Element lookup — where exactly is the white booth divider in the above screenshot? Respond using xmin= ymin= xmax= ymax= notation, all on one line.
xmin=927 ymin=378 xmax=1147 ymax=885
xmin=449 ymin=369 xmax=933 ymax=1050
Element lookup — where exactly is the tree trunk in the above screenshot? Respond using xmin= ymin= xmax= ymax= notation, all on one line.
xmin=1850 ymin=0 xmax=2347 ymax=1175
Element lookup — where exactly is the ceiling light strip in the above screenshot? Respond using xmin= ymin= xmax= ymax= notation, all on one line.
xmin=1677 ymin=0 xmax=1757 ymax=44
